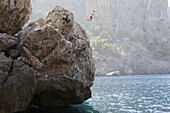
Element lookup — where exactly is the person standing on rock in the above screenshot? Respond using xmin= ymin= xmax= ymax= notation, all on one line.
xmin=85 ymin=10 xmax=95 ymax=21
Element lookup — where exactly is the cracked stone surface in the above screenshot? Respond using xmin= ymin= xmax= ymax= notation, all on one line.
xmin=45 ymin=6 xmax=74 ymax=39
xmin=0 ymin=4 xmax=95 ymax=113
xmin=0 ymin=33 xmax=18 ymax=51
xmin=0 ymin=59 xmax=37 ymax=113
xmin=0 ymin=0 xmax=32 ymax=35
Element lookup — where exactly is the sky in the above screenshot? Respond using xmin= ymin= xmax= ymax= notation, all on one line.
xmin=169 ymin=0 xmax=170 ymax=7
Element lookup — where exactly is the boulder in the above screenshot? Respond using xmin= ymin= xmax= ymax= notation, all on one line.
xmin=45 ymin=6 xmax=74 ymax=39
xmin=0 ymin=50 xmax=37 ymax=113
xmin=0 ymin=5 xmax=95 ymax=112
xmin=0 ymin=52 xmax=12 ymax=72
xmin=106 ymin=71 xmax=120 ymax=76
xmin=0 ymin=58 xmax=37 ymax=113
xmin=0 ymin=33 xmax=18 ymax=51
xmin=18 ymin=6 xmax=95 ymax=106
xmin=0 ymin=0 xmax=32 ymax=35
xmin=9 ymin=49 xmax=20 ymax=58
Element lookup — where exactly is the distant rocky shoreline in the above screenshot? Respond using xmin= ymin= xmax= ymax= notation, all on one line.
xmin=94 ymin=41 xmax=170 ymax=76
xmin=95 ymin=73 xmax=170 ymax=77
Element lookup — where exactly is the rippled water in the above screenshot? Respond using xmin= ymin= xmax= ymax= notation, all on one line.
xmin=84 ymin=74 xmax=170 ymax=113
xmin=30 ymin=74 xmax=170 ymax=113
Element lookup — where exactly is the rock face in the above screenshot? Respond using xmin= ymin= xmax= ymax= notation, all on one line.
xmin=168 ymin=7 xmax=170 ymax=22
xmin=80 ymin=0 xmax=169 ymax=37
xmin=0 ymin=33 xmax=17 ymax=50
xmin=56 ymin=0 xmax=169 ymax=75
xmin=30 ymin=0 xmax=169 ymax=35
xmin=0 ymin=0 xmax=32 ymax=35
xmin=0 ymin=56 xmax=37 ymax=113
xmin=29 ymin=0 xmax=170 ymax=75
xmin=45 ymin=6 xmax=74 ymax=38
xmin=95 ymin=41 xmax=170 ymax=76
xmin=0 ymin=4 xmax=95 ymax=113
xmin=0 ymin=34 xmax=37 ymax=113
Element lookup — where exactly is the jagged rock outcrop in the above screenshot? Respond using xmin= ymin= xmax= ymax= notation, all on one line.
xmin=0 ymin=33 xmax=17 ymax=50
xmin=0 ymin=0 xmax=32 ymax=35
xmin=0 ymin=34 xmax=37 ymax=113
xmin=0 ymin=4 xmax=95 ymax=113
xmin=0 ymin=57 xmax=37 ymax=113
xmin=45 ymin=6 xmax=74 ymax=38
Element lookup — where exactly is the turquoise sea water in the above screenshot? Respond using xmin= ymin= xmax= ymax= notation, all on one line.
xmin=30 ymin=74 xmax=170 ymax=113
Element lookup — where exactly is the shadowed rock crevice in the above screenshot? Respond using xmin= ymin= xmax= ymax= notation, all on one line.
xmin=0 ymin=1 xmax=95 ymax=113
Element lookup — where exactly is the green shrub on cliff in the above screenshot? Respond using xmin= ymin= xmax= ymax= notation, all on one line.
xmin=90 ymin=30 xmax=124 ymax=56
xmin=86 ymin=31 xmax=92 ymax=38
xmin=89 ymin=24 xmax=102 ymax=36
xmin=90 ymin=33 xmax=110 ymax=52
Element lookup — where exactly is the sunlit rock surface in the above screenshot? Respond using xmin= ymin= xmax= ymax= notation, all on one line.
xmin=0 ymin=4 xmax=95 ymax=113
xmin=45 ymin=6 xmax=74 ymax=38
xmin=0 ymin=0 xmax=32 ymax=35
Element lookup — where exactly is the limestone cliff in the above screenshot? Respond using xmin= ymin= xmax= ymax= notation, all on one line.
xmin=0 ymin=2 xmax=95 ymax=113
xmin=95 ymin=41 xmax=170 ymax=75
xmin=27 ymin=0 xmax=170 ymax=75
xmin=168 ymin=7 xmax=170 ymax=22
xmin=81 ymin=0 xmax=169 ymax=37
xmin=30 ymin=0 xmax=169 ymax=36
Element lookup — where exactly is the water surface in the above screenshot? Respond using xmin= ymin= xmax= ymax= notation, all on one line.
xmin=30 ymin=74 xmax=170 ymax=113
xmin=84 ymin=74 xmax=170 ymax=113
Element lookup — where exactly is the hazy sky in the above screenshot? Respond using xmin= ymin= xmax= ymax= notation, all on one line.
xmin=169 ymin=0 xmax=170 ymax=7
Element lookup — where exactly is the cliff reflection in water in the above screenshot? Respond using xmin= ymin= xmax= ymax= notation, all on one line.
xmin=29 ymin=102 xmax=100 ymax=113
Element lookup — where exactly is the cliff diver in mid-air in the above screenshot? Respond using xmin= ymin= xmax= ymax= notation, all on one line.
xmin=85 ymin=10 xmax=95 ymax=21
